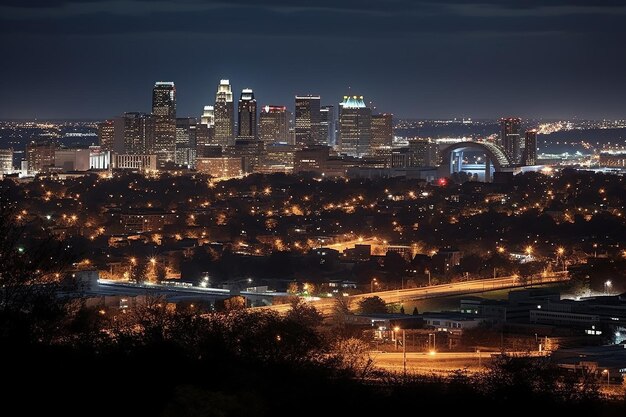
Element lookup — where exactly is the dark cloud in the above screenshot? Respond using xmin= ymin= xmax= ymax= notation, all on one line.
xmin=1 ymin=2 xmax=625 ymax=37
xmin=0 ymin=0 xmax=624 ymax=119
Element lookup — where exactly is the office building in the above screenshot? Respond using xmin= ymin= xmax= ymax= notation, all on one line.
xmin=339 ymin=95 xmax=371 ymax=157
xmin=214 ymin=80 xmax=235 ymax=147
xmin=523 ymin=130 xmax=537 ymax=166
xmin=89 ymin=147 xmax=111 ymax=170
xmin=408 ymin=139 xmax=439 ymax=167
xmin=113 ymin=154 xmax=157 ymax=171
xmin=196 ymin=157 xmax=243 ymax=178
xmin=201 ymin=105 xmax=215 ymax=127
xmin=54 ymin=148 xmax=90 ymax=172
xmin=175 ymin=118 xmax=198 ymax=167
xmin=294 ymin=146 xmax=330 ymax=173
xmin=432 ymin=247 xmax=463 ymax=274
xmin=295 ymin=95 xmax=321 ymax=147
xmin=152 ymin=82 xmax=177 ymax=168
xmin=258 ymin=143 xmax=296 ymax=173
xmin=152 ymin=82 xmax=176 ymax=118
xmin=371 ymin=113 xmax=393 ymax=149
xmin=0 ymin=148 xmax=13 ymax=175
xmin=390 ymin=148 xmax=411 ymax=168
xmin=500 ymin=117 xmax=522 ymax=163
xmin=320 ymin=105 xmax=336 ymax=146
xmin=26 ymin=141 xmax=56 ymax=175
xmin=226 ymin=139 xmax=264 ymax=173
xmin=121 ymin=112 xmax=154 ymax=155
xmin=259 ymin=105 xmax=290 ymax=144
xmin=196 ymin=124 xmax=217 ymax=157
xmin=98 ymin=119 xmax=117 ymax=152
xmin=237 ymin=88 xmax=257 ymax=139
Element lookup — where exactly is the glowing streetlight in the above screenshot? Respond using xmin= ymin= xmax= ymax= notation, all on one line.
xmin=556 ymin=247 xmax=566 ymax=272
xmin=371 ymin=278 xmax=378 ymax=293
xmin=605 ymin=280 xmax=612 ymax=295
xmin=602 ymin=369 xmax=610 ymax=386
xmin=150 ymin=258 xmax=157 ymax=265
xmin=525 ymin=246 xmax=533 ymax=256
xmin=392 ymin=326 xmax=407 ymax=375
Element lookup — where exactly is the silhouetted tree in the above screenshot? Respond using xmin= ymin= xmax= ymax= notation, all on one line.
xmin=358 ymin=296 xmax=388 ymax=314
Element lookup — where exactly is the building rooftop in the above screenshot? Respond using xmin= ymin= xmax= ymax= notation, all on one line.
xmin=341 ymin=95 xmax=366 ymax=109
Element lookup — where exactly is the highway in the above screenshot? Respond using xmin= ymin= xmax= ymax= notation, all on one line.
xmin=370 ymin=351 xmax=494 ymax=374
xmin=258 ymin=273 xmax=569 ymax=314
xmin=370 ymin=351 xmax=547 ymax=374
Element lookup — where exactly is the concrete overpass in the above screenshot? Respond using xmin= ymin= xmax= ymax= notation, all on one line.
xmin=258 ymin=273 xmax=569 ymax=315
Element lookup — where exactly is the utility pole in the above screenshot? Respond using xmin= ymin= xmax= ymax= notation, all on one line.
xmin=402 ymin=330 xmax=407 ymax=376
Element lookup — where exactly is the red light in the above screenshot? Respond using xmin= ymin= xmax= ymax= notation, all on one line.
xmin=437 ymin=178 xmax=448 ymax=186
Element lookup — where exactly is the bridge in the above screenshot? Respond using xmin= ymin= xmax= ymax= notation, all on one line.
xmin=258 ymin=273 xmax=569 ymax=315
xmin=438 ymin=141 xmax=515 ymax=182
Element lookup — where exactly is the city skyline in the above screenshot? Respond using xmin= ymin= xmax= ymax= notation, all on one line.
xmin=1 ymin=2 xmax=625 ymax=413
xmin=2 ymin=1 xmax=626 ymax=120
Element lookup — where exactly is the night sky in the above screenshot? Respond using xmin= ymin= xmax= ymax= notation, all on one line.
xmin=1 ymin=0 xmax=625 ymax=120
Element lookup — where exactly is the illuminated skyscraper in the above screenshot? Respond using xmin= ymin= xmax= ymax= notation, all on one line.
xmin=175 ymin=117 xmax=197 ymax=167
xmin=408 ymin=139 xmax=439 ymax=167
xmin=371 ymin=113 xmax=393 ymax=150
xmin=152 ymin=82 xmax=176 ymax=168
xmin=339 ymin=95 xmax=371 ymax=157
xmin=26 ymin=141 xmax=56 ymax=175
xmin=238 ymin=88 xmax=257 ymax=139
xmin=523 ymin=130 xmax=537 ymax=165
xmin=201 ymin=105 xmax=215 ymax=127
xmin=0 ymin=148 xmax=13 ymax=175
xmin=98 ymin=119 xmax=116 ymax=152
xmin=122 ymin=112 xmax=154 ymax=155
xmin=197 ymin=105 xmax=217 ymax=155
xmin=214 ymin=80 xmax=235 ymax=147
xmin=152 ymin=82 xmax=176 ymax=118
xmin=259 ymin=105 xmax=290 ymax=144
xmin=320 ymin=105 xmax=336 ymax=146
xmin=500 ymin=117 xmax=522 ymax=163
xmin=295 ymin=95 xmax=321 ymax=147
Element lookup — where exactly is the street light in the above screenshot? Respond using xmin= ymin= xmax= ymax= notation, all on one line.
xmin=428 ymin=333 xmax=436 ymax=353
xmin=602 ymin=369 xmax=610 ymax=386
xmin=371 ymin=278 xmax=378 ymax=293
xmin=425 ymin=269 xmax=431 ymax=286
xmin=556 ymin=247 xmax=566 ymax=272
xmin=394 ymin=326 xmax=407 ymax=375
xmin=604 ymin=280 xmax=612 ymax=295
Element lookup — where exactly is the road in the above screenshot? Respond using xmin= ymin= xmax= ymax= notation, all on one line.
xmin=258 ymin=273 xmax=569 ymax=314
xmin=370 ymin=351 xmax=494 ymax=374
